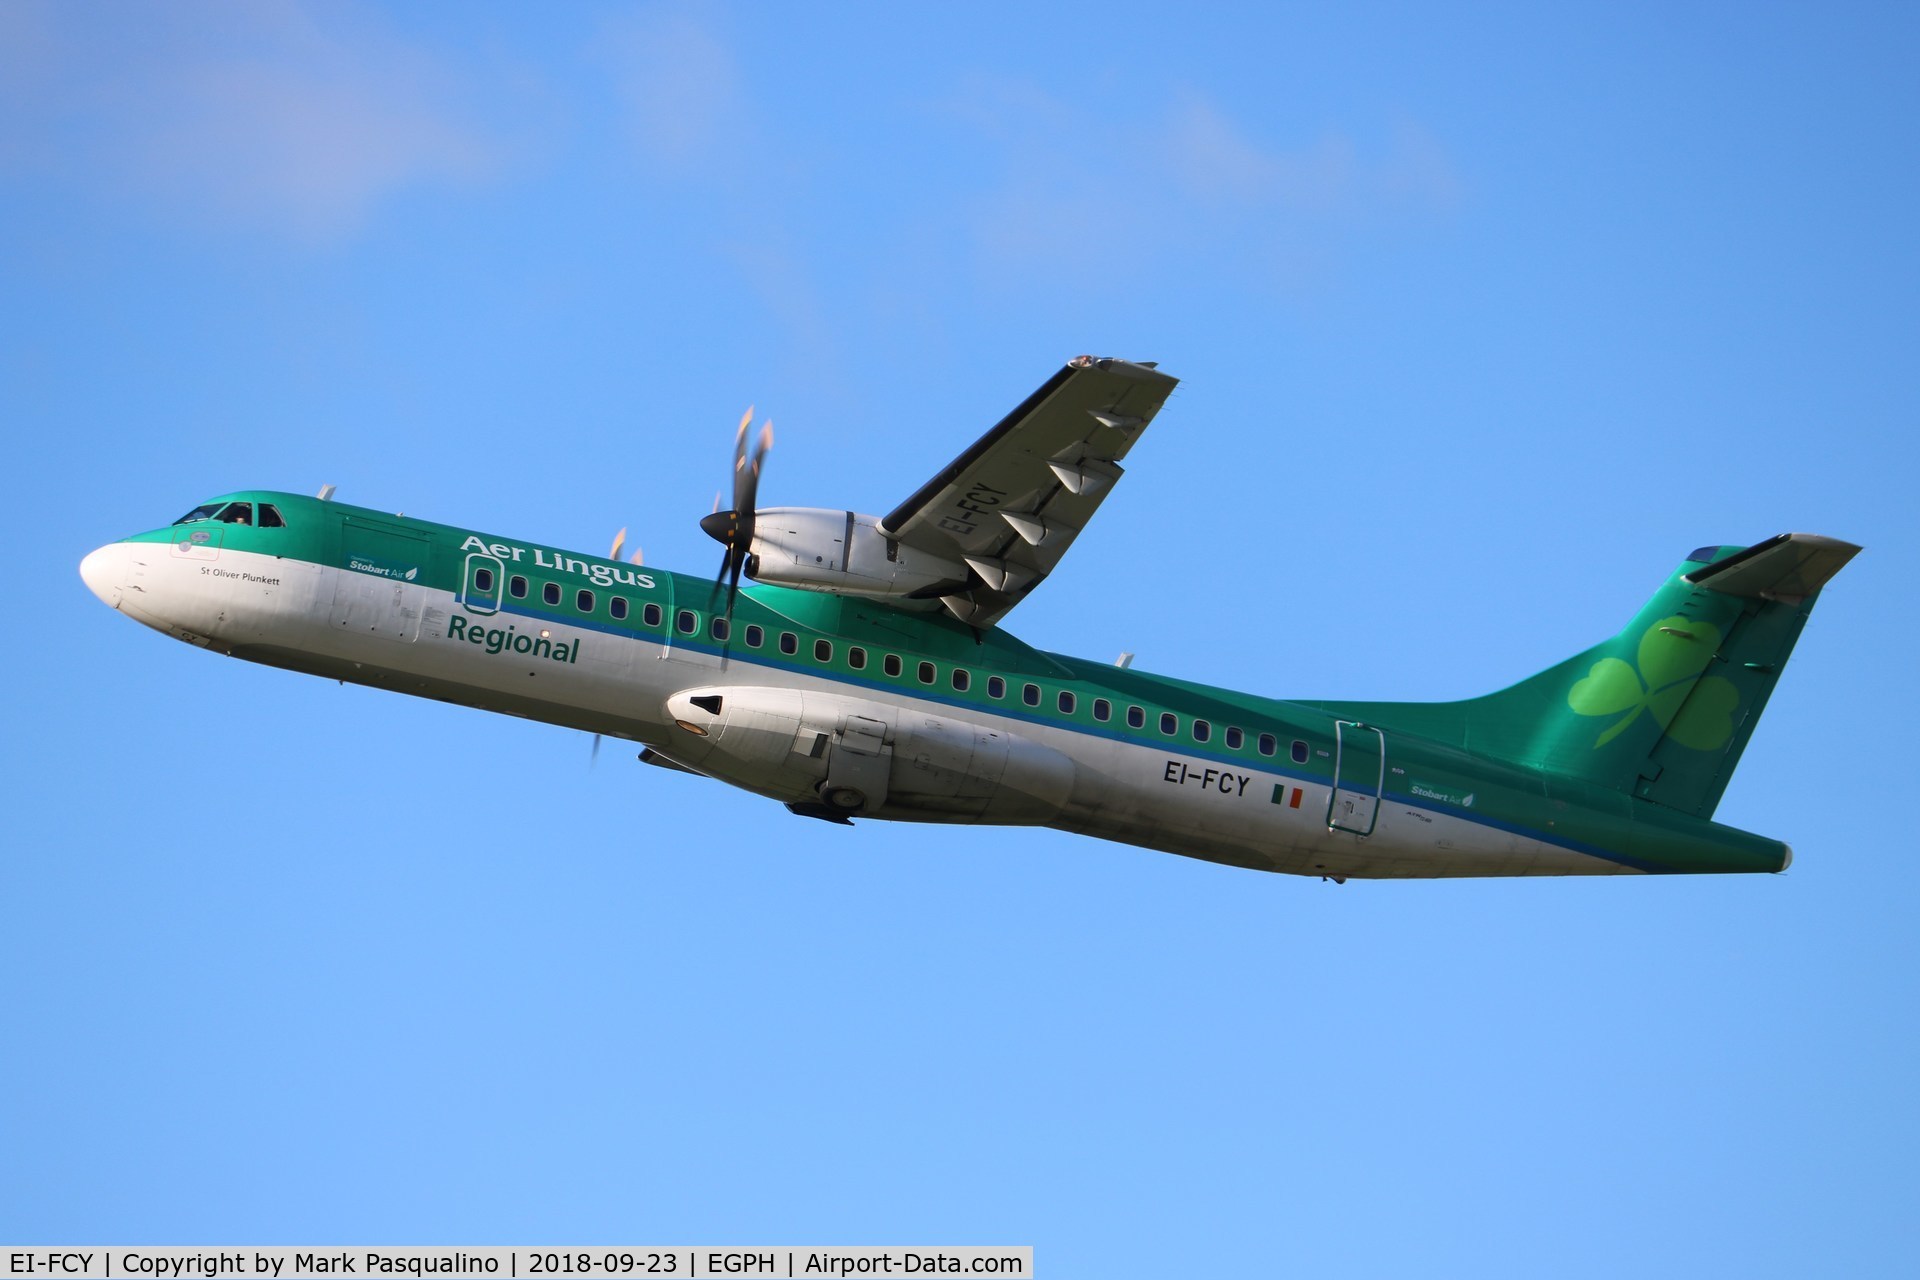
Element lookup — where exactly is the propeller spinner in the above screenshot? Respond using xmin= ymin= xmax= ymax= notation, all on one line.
xmin=699 ymin=407 xmax=773 ymax=622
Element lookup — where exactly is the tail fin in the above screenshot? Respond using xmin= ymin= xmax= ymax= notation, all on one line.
xmin=1314 ymin=534 xmax=1860 ymax=819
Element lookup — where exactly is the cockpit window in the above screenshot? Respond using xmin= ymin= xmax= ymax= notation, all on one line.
xmin=174 ymin=501 xmax=282 ymax=527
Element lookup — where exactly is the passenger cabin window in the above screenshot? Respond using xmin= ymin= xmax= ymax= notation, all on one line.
xmin=1127 ymin=706 xmax=1145 ymax=729
xmin=1258 ymin=733 xmax=1277 ymax=757
xmin=815 ymin=639 xmax=833 ymax=662
xmin=745 ymin=624 xmax=764 ymax=648
xmin=543 ymin=582 xmax=561 ymax=607
xmin=951 ymin=668 xmax=969 ymax=692
xmin=216 ymin=502 xmax=253 ymax=525
xmin=257 ymin=504 xmax=286 ymax=528
xmin=849 ymin=646 xmax=867 ymax=670
xmin=917 ymin=661 xmax=936 ymax=685
xmin=711 ymin=617 xmax=730 ymax=641
xmin=1225 ymin=726 xmax=1243 ymax=749
xmin=1193 ymin=719 xmax=1211 ymax=743
xmin=676 ymin=609 xmax=697 ymax=635
xmin=779 ymin=632 xmax=798 ymax=655
xmin=1160 ymin=712 xmax=1178 ymax=736
xmin=1058 ymin=691 xmax=1076 ymax=715
xmin=1023 ymin=683 xmax=1041 ymax=707
xmin=643 ymin=603 xmax=663 ymax=628
xmin=576 ymin=589 xmax=594 ymax=613
xmin=884 ymin=654 xmax=903 ymax=677
xmin=610 ymin=596 xmax=627 ymax=620
xmin=509 ymin=575 xmax=527 ymax=599
xmin=1093 ymin=698 xmax=1111 ymax=722
xmin=1291 ymin=740 xmax=1309 ymax=763
xmin=987 ymin=676 xmax=1006 ymax=699
xmin=474 ymin=567 xmax=495 ymax=593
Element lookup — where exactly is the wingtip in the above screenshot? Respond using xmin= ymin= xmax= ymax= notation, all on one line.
xmin=1066 ymin=354 xmax=1172 ymax=379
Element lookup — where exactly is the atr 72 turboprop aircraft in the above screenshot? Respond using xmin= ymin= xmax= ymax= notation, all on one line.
xmin=81 ymin=356 xmax=1859 ymax=880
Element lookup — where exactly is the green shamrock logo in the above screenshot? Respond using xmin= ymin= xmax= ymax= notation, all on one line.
xmin=1567 ymin=617 xmax=1739 ymax=750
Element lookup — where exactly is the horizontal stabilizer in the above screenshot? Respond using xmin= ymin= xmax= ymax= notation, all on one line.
xmin=1685 ymin=533 xmax=1861 ymax=603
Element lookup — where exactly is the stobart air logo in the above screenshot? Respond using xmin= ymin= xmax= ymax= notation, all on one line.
xmin=347 ymin=552 xmax=420 ymax=582
xmin=1567 ymin=617 xmax=1738 ymax=750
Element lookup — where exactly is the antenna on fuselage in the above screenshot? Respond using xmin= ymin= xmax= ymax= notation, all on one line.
xmin=1116 ymin=652 xmax=1135 ymax=669
xmin=316 ymin=484 xmax=336 ymax=501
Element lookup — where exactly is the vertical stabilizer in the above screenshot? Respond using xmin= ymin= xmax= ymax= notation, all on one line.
xmin=1310 ymin=535 xmax=1859 ymax=819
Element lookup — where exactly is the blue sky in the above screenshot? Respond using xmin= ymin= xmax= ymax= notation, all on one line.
xmin=5 ymin=2 xmax=1918 ymax=1273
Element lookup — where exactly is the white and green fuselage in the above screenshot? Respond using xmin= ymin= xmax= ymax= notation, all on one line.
xmin=81 ymin=491 xmax=1842 ymax=880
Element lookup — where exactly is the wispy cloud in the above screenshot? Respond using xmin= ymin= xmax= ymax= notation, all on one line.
xmin=600 ymin=6 xmax=752 ymax=176
xmin=1161 ymin=94 xmax=1459 ymax=213
xmin=946 ymin=78 xmax=1462 ymax=289
xmin=595 ymin=5 xmax=845 ymax=384
xmin=1 ymin=0 xmax=504 ymax=241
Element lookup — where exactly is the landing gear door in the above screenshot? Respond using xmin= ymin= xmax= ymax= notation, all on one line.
xmin=1328 ymin=720 xmax=1385 ymax=837
xmin=823 ymin=714 xmax=892 ymax=814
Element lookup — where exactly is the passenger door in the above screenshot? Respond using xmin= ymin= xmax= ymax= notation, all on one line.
xmin=1327 ymin=720 xmax=1385 ymax=836
xmin=458 ymin=550 xmax=506 ymax=617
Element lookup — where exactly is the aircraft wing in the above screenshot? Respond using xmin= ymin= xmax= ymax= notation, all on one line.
xmin=881 ymin=356 xmax=1179 ymax=627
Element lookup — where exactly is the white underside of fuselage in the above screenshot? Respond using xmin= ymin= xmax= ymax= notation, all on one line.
xmin=92 ymin=543 xmax=1637 ymax=880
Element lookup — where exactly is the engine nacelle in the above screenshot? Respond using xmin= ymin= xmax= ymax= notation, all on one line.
xmin=747 ymin=507 xmax=969 ymax=601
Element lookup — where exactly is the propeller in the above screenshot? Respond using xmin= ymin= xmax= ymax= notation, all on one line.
xmin=698 ymin=406 xmax=773 ymax=623
xmin=609 ymin=528 xmax=642 ymax=565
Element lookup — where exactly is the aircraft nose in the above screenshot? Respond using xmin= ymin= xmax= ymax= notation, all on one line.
xmin=80 ymin=542 xmax=128 ymax=607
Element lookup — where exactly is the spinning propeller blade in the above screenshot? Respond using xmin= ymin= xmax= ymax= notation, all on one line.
xmin=697 ymin=406 xmax=773 ymax=624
